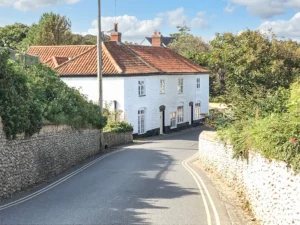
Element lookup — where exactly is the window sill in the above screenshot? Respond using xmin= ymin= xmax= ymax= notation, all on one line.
xmin=177 ymin=121 xmax=185 ymax=124
xmin=178 ymin=93 xmax=183 ymax=94
xmin=160 ymin=92 xmax=165 ymax=95
xmin=170 ymin=126 xmax=177 ymax=129
xmin=139 ymin=95 xmax=146 ymax=97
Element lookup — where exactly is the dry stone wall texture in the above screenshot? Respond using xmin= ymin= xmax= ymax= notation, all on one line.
xmin=199 ymin=131 xmax=300 ymax=225
xmin=0 ymin=118 xmax=132 ymax=200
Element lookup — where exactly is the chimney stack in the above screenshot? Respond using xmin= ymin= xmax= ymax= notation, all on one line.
xmin=152 ymin=31 xmax=162 ymax=47
xmin=110 ymin=23 xmax=122 ymax=42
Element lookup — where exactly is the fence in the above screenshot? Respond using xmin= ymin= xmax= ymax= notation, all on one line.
xmin=0 ymin=47 xmax=40 ymax=65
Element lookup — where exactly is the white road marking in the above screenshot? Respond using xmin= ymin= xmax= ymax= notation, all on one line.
xmin=182 ymin=154 xmax=212 ymax=225
xmin=0 ymin=148 xmax=126 ymax=211
xmin=182 ymin=153 xmax=221 ymax=225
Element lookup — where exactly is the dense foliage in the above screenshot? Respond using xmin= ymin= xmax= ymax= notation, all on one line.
xmin=104 ymin=120 xmax=133 ymax=133
xmin=0 ymin=48 xmax=106 ymax=139
xmin=168 ymin=29 xmax=210 ymax=59
xmin=103 ymin=102 xmax=133 ymax=133
xmin=0 ymin=23 xmax=29 ymax=49
xmin=218 ymin=82 xmax=299 ymax=171
xmin=203 ymin=30 xmax=300 ymax=172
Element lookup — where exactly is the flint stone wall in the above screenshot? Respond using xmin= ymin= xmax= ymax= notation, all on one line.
xmin=199 ymin=131 xmax=300 ymax=225
xmin=0 ymin=118 xmax=132 ymax=200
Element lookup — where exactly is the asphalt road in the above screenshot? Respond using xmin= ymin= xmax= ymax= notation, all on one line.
xmin=0 ymin=127 xmax=233 ymax=225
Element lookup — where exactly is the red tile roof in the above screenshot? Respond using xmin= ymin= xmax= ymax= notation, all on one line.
xmin=128 ymin=45 xmax=207 ymax=73
xmin=27 ymin=42 xmax=208 ymax=76
xmin=28 ymin=45 xmax=94 ymax=62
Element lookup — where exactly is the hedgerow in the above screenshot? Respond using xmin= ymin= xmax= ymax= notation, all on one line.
xmin=0 ymin=48 xmax=106 ymax=139
xmin=104 ymin=120 xmax=133 ymax=133
xmin=216 ymin=81 xmax=300 ymax=172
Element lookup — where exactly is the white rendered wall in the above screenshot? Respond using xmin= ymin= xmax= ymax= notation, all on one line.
xmin=61 ymin=77 xmax=99 ymax=103
xmin=124 ymin=74 xmax=209 ymax=134
xmin=61 ymin=76 xmax=125 ymax=114
xmin=61 ymin=74 xmax=209 ymax=134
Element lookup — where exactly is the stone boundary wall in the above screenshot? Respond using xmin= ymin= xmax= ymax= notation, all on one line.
xmin=199 ymin=131 xmax=300 ymax=225
xmin=103 ymin=131 xmax=132 ymax=148
xmin=0 ymin=118 xmax=132 ymax=200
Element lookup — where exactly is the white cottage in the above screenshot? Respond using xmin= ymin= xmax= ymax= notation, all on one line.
xmin=28 ymin=25 xmax=209 ymax=137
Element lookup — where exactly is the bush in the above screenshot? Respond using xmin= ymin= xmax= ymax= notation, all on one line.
xmin=0 ymin=48 xmax=106 ymax=139
xmin=217 ymin=81 xmax=300 ymax=172
xmin=104 ymin=120 xmax=133 ymax=133
xmin=205 ymin=109 xmax=233 ymax=130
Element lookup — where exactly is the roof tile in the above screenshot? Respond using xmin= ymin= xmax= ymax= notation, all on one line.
xmin=27 ymin=42 xmax=208 ymax=76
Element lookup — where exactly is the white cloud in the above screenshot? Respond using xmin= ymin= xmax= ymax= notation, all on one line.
xmin=197 ymin=11 xmax=206 ymax=17
xmin=0 ymin=0 xmax=11 ymax=6
xmin=259 ymin=12 xmax=300 ymax=39
xmin=225 ymin=0 xmax=300 ymax=18
xmin=164 ymin=7 xmax=188 ymax=27
xmin=86 ymin=15 xmax=163 ymax=43
xmin=191 ymin=18 xmax=208 ymax=29
xmin=159 ymin=7 xmax=209 ymax=29
xmin=0 ymin=0 xmax=80 ymax=11
xmin=84 ymin=8 xmax=209 ymax=43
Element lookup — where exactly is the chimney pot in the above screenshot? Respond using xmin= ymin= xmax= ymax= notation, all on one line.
xmin=111 ymin=23 xmax=122 ymax=42
xmin=152 ymin=31 xmax=163 ymax=47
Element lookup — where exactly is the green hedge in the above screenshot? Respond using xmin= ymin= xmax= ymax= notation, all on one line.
xmin=216 ymin=81 xmax=300 ymax=173
xmin=104 ymin=120 xmax=133 ymax=133
xmin=0 ymin=48 xmax=106 ymax=139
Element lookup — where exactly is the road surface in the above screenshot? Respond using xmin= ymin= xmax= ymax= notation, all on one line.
xmin=0 ymin=127 xmax=232 ymax=225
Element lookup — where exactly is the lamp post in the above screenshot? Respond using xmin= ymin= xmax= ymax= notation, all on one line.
xmin=97 ymin=0 xmax=104 ymax=150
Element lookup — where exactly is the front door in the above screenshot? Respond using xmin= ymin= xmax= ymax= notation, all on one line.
xmin=189 ymin=102 xmax=194 ymax=125
xmin=138 ymin=109 xmax=145 ymax=134
xmin=159 ymin=106 xmax=166 ymax=134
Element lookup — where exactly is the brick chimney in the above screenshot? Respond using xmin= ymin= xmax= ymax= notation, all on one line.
xmin=152 ymin=31 xmax=162 ymax=47
xmin=110 ymin=23 xmax=122 ymax=42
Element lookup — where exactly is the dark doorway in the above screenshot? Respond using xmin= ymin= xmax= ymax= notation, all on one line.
xmin=189 ymin=102 xmax=193 ymax=125
xmin=159 ymin=105 xmax=166 ymax=134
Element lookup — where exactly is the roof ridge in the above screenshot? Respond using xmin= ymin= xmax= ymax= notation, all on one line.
xmin=52 ymin=56 xmax=59 ymax=68
xmin=55 ymin=46 xmax=97 ymax=70
xmin=29 ymin=45 xmax=96 ymax=48
xmin=103 ymin=43 xmax=123 ymax=74
xmin=125 ymin=44 xmax=161 ymax=72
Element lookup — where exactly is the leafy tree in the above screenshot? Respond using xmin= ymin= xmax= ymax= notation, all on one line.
xmin=20 ymin=12 xmax=73 ymax=50
xmin=195 ymin=30 xmax=300 ymax=111
xmin=72 ymin=34 xmax=97 ymax=45
xmin=168 ymin=26 xmax=210 ymax=58
xmin=0 ymin=23 xmax=29 ymax=49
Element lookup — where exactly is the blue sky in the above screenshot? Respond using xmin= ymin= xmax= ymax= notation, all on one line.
xmin=0 ymin=0 xmax=300 ymax=43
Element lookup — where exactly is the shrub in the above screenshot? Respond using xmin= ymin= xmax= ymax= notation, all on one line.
xmin=216 ymin=81 xmax=300 ymax=173
xmin=104 ymin=120 xmax=133 ymax=133
xmin=0 ymin=48 xmax=106 ymax=139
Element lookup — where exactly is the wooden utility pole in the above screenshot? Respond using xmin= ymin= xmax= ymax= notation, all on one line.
xmin=97 ymin=0 xmax=104 ymax=150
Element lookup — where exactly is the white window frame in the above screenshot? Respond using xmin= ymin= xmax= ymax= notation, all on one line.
xmin=178 ymin=78 xmax=183 ymax=94
xmin=177 ymin=106 xmax=184 ymax=123
xmin=138 ymin=109 xmax=145 ymax=134
xmin=138 ymin=80 xmax=146 ymax=97
xmin=195 ymin=102 xmax=201 ymax=119
xmin=197 ymin=78 xmax=201 ymax=89
xmin=170 ymin=112 xmax=176 ymax=128
xmin=160 ymin=79 xmax=165 ymax=94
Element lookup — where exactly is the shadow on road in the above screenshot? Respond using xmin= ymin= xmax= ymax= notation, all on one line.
xmin=94 ymin=148 xmax=199 ymax=225
xmin=0 ymin=146 xmax=200 ymax=225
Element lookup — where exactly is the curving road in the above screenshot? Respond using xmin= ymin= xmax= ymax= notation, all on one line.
xmin=0 ymin=127 xmax=233 ymax=225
